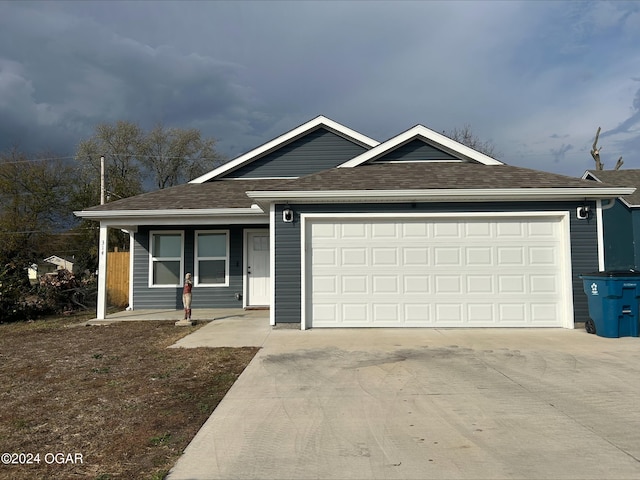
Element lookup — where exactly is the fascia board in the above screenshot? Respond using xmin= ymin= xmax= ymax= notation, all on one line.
xmin=73 ymin=207 xmax=267 ymax=226
xmin=247 ymin=187 xmax=636 ymax=204
xmin=190 ymin=115 xmax=380 ymax=184
xmin=339 ymin=125 xmax=504 ymax=168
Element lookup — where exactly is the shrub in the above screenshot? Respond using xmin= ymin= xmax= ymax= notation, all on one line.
xmin=0 ymin=266 xmax=97 ymax=322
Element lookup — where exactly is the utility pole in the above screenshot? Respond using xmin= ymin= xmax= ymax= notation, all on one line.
xmin=100 ymin=155 xmax=105 ymax=205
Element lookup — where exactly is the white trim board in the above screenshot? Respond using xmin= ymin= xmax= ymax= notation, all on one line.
xmin=191 ymin=116 xmax=380 ymax=183
xmin=339 ymin=125 xmax=504 ymax=167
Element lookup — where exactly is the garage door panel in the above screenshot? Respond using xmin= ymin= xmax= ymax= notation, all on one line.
xmin=467 ymin=275 xmax=494 ymax=294
xmin=497 ymin=222 xmax=525 ymax=237
xmin=372 ymin=248 xmax=398 ymax=266
xmin=341 ymin=222 xmax=367 ymax=238
xmin=404 ymin=276 xmax=430 ymax=294
xmin=404 ymin=304 xmax=431 ymax=324
xmin=403 ymin=222 xmax=428 ymax=237
xmin=498 ymin=247 xmax=525 ymax=265
xmin=342 ymin=304 xmax=368 ymax=323
xmin=435 ymin=304 xmax=463 ymax=322
xmin=434 ymin=247 xmax=462 ymax=265
xmin=342 ymin=275 xmax=367 ymax=294
xmin=373 ymin=304 xmax=399 ymax=323
xmin=468 ymin=304 xmax=495 ymax=323
xmin=529 ymin=247 xmax=556 ymax=265
xmin=466 ymin=247 xmax=493 ymax=265
xmin=435 ymin=276 xmax=462 ymax=294
xmin=531 ymin=304 xmax=559 ymax=323
xmin=342 ymin=248 xmax=367 ymax=266
xmin=433 ymin=222 xmax=461 ymax=238
xmin=499 ymin=275 xmax=526 ymax=293
xmin=530 ymin=275 xmax=557 ymax=293
xmin=308 ymin=216 xmax=568 ymax=328
xmin=403 ymin=247 xmax=429 ymax=265
xmin=372 ymin=222 xmax=398 ymax=238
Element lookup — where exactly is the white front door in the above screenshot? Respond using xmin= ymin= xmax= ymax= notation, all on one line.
xmin=246 ymin=231 xmax=270 ymax=307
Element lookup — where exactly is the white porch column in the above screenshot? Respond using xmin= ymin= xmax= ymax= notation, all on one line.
xmin=596 ymin=200 xmax=605 ymax=272
xmin=97 ymin=224 xmax=108 ymax=320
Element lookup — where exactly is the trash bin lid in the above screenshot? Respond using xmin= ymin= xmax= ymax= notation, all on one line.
xmin=581 ymin=270 xmax=640 ymax=278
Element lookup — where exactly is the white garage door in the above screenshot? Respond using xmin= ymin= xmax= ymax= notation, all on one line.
xmin=305 ymin=214 xmax=572 ymax=328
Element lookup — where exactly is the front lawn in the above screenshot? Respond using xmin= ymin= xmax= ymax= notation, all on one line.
xmin=0 ymin=315 xmax=258 ymax=479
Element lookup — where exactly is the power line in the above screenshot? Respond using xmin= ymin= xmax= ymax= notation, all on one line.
xmin=0 ymin=153 xmax=225 ymax=165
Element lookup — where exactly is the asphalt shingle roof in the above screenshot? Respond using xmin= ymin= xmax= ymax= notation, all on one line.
xmin=84 ymin=179 xmax=291 ymax=211
xmin=586 ymin=169 xmax=640 ymax=206
xmin=274 ymin=163 xmax=621 ymax=191
xmin=83 ymin=163 xmax=626 ymax=214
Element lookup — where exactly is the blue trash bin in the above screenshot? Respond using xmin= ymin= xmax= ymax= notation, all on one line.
xmin=580 ymin=271 xmax=640 ymax=338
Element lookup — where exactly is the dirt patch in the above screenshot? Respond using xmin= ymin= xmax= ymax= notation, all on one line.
xmin=0 ymin=315 xmax=259 ymax=479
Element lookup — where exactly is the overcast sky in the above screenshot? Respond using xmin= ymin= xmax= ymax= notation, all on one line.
xmin=1 ymin=0 xmax=639 ymax=177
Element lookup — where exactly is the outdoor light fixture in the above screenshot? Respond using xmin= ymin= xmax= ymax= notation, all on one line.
xmin=576 ymin=205 xmax=591 ymax=220
xmin=282 ymin=207 xmax=294 ymax=223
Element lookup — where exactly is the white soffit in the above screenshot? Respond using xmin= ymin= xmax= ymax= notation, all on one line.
xmin=339 ymin=125 xmax=504 ymax=167
xmin=190 ymin=115 xmax=380 ymax=184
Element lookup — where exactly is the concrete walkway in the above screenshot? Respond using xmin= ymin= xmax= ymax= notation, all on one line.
xmin=166 ymin=319 xmax=640 ymax=480
xmin=87 ymin=308 xmax=265 ymax=324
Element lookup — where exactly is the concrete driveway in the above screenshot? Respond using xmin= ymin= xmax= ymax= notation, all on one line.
xmin=167 ymin=318 xmax=640 ymax=479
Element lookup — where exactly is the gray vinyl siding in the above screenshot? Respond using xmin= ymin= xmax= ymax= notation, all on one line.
xmin=375 ymin=139 xmax=459 ymax=162
xmin=220 ymin=128 xmax=370 ymax=179
xmin=132 ymin=225 xmax=250 ymax=309
xmin=601 ymin=201 xmax=634 ymax=270
xmin=274 ymin=201 xmax=598 ymax=325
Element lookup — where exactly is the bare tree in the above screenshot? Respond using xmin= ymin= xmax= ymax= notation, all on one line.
xmin=444 ymin=124 xmax=499 ymax=158
xmin=591 ymin=126 xmax=623 ymax=170
xmin=139 ymin=124 xmax=224 ymax=189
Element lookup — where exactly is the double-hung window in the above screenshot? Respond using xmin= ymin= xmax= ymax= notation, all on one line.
xmin=149 ymin=231 xmax=184 ymax=287
xmin=195 ymin=230 xmax=229 ymax=286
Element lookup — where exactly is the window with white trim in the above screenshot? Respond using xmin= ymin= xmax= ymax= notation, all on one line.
xmin=195 ymin=231 xmax=229 ymax=286
xmin=149 ymin=231 xmax=184 ymax=287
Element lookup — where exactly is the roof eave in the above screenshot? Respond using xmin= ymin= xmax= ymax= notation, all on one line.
xmin=247 ymin=187 xmax=636 ymax=206
xmin=73 ymin=206 xmax=267 ymax=227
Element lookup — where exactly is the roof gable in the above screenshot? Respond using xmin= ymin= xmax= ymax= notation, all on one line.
xmin=339 ymin=125 xmax=503 ymax=168
xmin=191 ymin=115 xmax=379 ymax=183
xmin=217 ymin=127 xmax=372 ymax=179
xmin=583 ymin=169 xmax=640 ymax=207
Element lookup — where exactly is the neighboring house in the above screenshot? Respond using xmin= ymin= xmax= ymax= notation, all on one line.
xmin=28 ymin=255 xmax=76 ymax=282
xmin=43 ymin=255 xmax=76 ymax=273
xmin=75 ymin=116 xmax=633 ymax=329
xmin=582 ymin=169 xmax=640 ymax=270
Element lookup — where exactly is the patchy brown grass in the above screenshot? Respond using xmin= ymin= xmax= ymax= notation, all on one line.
xmin=0 ymin=314 xmax=259 ymax=480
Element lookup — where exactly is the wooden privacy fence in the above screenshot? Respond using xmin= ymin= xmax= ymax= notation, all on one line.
xmin=107 ymin=251 xmax=130 ymax=307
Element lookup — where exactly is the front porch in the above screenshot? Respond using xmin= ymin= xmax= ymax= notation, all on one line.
xmin=87 ymin=308 xmax=269 ymax=324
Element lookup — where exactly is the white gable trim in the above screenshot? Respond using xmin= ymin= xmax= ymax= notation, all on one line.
xmin=190 ymin=115 xmax=380 ymax=183
xmin=338 ymin=125 xmax=504 ymax=168
xmin=582 ymin=170 xmax=637 ymax=208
